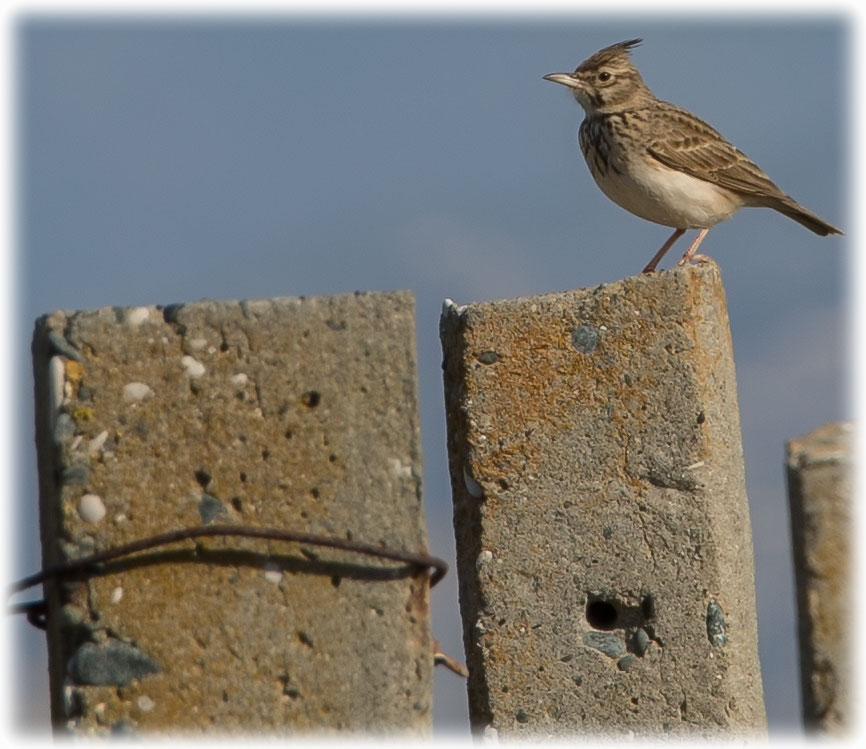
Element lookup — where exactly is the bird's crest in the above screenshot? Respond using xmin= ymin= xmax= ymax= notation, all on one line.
xmin=577 ymin=38 xmax=642 ymax=72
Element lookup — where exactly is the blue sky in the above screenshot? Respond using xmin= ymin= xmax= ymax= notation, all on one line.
xmin=8 ymin=13 xmax=850 ymax=737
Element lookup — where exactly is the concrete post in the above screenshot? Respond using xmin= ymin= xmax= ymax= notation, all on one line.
xmin=786 ymin=421 xmax=853 ymax=735
xmin=32 ymin=291 xmax=432 ymax=735
xmin=440 ymin=261 xmax=766 ymax=738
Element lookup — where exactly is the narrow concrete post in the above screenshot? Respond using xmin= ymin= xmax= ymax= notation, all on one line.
xmin=32 ymin=291 xmax=432 ymax=735
xmin=440 ymin=261 xmax=766 ymax=738
xmin=786 ymin=421 xmax=853 ymax=735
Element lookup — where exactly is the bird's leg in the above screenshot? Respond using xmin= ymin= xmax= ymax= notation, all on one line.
xmin=642 ymin=228 xmax=686 ymax=273
xmin=675 ymin=228 xmax=710 ymax=266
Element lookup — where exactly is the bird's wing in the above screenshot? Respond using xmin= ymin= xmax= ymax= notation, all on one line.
xmin=645 ymin=107 xmax=785 ymax=200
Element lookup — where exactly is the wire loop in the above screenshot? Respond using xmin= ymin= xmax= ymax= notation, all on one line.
xmin=8 ymin=524 xmax=448 ymax=629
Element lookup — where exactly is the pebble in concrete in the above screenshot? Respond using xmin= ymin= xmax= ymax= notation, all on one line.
xmin=77 ymin=494 xmax=106 ymax=525
xmin=786 ymin=421 xmax=853 ymax=735
xmin=69 ymin=640 xmax=161 ymax=687
xmin=32 ymin=291 xmax=431 ymax=735
xmin=440 ymin=262 xmax=766 ymax=738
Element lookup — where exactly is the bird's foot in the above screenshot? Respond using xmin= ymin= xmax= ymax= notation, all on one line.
xmin=676 ymin=252 xmax=712 ymax=266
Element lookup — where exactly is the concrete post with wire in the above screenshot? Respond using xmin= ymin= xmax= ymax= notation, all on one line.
xmin=786 ymin=421 xmax=853 ymax=735
xmin=31 ymin=291 xmax=433 ymax=735
xmin=440 ymin=260 xmax=766 ymax=738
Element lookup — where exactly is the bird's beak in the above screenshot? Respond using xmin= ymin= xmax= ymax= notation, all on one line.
xmin=543 ymin=73 xmax=581 ymax=89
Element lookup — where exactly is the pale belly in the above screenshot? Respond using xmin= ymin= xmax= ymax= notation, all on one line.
xmin=591 ymin=158 xmax=744 ymax=229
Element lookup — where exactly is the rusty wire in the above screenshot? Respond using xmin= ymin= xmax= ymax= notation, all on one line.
xmin=7 ymin=524 xmax=448 ymax=629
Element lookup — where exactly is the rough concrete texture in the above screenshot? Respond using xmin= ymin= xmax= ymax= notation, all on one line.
xmin=32 ymin=291 xmax=432 ymax=735
xmin=440 ymin=261 xmax=766 ymax=738
xmin=786 ymin=421 xmax=853 ymax=735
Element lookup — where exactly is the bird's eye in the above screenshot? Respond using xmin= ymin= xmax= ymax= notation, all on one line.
xmin=598 ymin=71 xmax=612 ymax=82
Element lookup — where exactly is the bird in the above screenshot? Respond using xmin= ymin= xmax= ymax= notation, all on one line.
xmin=543 ymin=39 xmax=842 ymax=273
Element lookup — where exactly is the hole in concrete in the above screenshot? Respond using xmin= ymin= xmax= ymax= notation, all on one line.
xmin=193 ymin=469 xmax=211 ymax=488
xmin=586 ymin=599 xmax=619 ymax=630
xmin=641 ymin=595 xmax=655 ymax=620
xmin=301 ymin=390 xmax=320 ymax=408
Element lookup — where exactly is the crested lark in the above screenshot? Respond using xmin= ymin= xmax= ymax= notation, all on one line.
xmin=544 ymin=39 xmax=842 ymax=273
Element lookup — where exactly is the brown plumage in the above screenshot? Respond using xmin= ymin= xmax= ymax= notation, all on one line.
xmin=544 ymin=39 xmax=842 ymax=272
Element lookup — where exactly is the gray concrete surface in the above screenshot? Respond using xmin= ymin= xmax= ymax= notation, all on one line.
xmin=440 ymin=261 xmax=766 ymax=738
xmin=31 ymin=291 xmax=432 ymax=735
xmin=786 ymin=421 xmax=853 ymax=735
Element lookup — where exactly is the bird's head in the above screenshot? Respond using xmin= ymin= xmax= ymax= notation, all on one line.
xmin=544 ymin=39 xmax=653 ymax=115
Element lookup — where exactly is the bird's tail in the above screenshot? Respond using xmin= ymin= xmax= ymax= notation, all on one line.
xmin=768 ymin=195 xmax=843 ymax=236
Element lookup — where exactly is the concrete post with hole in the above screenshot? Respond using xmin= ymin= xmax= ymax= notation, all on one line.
xmin=786 ymin=421 xmax=853 ymax=735
xmin=440 ymin=260 xmax=766 ymax=738
xmin=31 ymin=291 xmax=433 ymax=735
